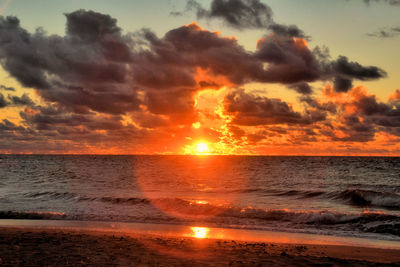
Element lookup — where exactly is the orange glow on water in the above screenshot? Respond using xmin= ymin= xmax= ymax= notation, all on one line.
xmin=191 ymin=227 xmax=209 ymax=239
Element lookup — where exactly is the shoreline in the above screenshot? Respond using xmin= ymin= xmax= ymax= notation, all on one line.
xmin=1 ymin=219 xmax=400 ymax=249
xmin=1 ymin=220 xmax=400 ymax=266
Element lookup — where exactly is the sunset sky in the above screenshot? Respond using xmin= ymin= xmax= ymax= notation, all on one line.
xmin=0 ymin=0 xmax=400 ymax=155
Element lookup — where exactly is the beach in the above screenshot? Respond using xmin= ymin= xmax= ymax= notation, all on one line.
xmin=1 ymin=226 xmax=400 ymax=266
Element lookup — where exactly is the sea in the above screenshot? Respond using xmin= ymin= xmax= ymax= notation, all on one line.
xmin=1 ymin=155 xmax=400 ymax=241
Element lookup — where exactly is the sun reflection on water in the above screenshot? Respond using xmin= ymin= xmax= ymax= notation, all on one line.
xmin=191 ymin=227 xmax=209 ymax=239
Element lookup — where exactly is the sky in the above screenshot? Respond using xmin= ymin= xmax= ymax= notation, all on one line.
xmin=0 ymin=0 xmax=400 ymax=155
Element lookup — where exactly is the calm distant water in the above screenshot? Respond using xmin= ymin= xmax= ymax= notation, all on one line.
xmin=1 ymin=155 xmax=400 ymax=240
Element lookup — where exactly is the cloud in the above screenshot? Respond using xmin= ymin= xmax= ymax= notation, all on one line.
xmin=0 ymin=11 xmax=137 ymax=113
xmin=145 ymin=89 xmax=198 ymax=124
xmin=367 ymin=27 xmax=400 ymax=38
xmin=326 ymin=56 xmax=387 ymax=92
xmin=0 ymin=85 xmax=15 ymax=91
xmin=65 ymin=10 xmax=121 ymax=43
xmin=267 ymin=23 xmax=308 ymax=39
xmin=363 ymin=0 xmax=400 ymax=6
xmin=8 ymin=93 xmax=35 ymax=106
xmin=183 ymin=0 xmax=308 ymax=38
xmin=223 ymin=89 xmax=326 ymax=126
xmin=255 ymin=36 xmax=321 ymax=83
xmin=288 ymin=83 xmax=313 ymax=95
xmin=0 ymin=93 xmax=34 ymax=108
xmin=332 ymin=114 xmax=376 ymax=142
xmin=331 ymin=56 xmax=387 ymax=80
xmin=0 ymin=10 xmax=384 ymax=106
xmin=0 ymin=9 xmax=396 ymax=153
xmin=186 ymin=0 xmax=273 ymax=30
xmin=322 ymin=86 xmax=400 ymax=141
xmin=333 ymin=77 xmax=353 ymax=92
xmin=0 ymin=93 xmax=7 ymax=108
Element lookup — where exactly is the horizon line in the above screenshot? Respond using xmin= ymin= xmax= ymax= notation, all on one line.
xmin=1 ymin=153 xmax=399 ymax=157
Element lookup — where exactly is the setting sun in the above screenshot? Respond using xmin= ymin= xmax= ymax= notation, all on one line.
xmin=183 ymin=141 xmax=214 ymax=155
xmin=196 ymin=142 xmax=209 ymax=153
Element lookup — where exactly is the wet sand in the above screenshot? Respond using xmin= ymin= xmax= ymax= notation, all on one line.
xmin=1 ymin=227 xmax=399 ymax=266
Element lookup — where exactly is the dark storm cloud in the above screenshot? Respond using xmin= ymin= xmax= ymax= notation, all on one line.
xmin=20 ymin=105 xmax=125 ymax=131
xmin=321 ymin=56 xmax=387 ymax=92
xmin=11 ymin=104 xmax=147 ymax=149
xmin=288 ymin=83 xmax=313 ymax=95
xmin=267 ymin=24 xmax=308 ymax=39
xmin=0 ymin=10 xmax=386 ymax=110
xmin=367 ymin=27 xmax=400 ymax=38
xmin=0 ymin=93 xmax=7 ymax=108
xmin=0 ymin=92 xmax=33 ymax=108
xmin=352 ymin=93 xmax=392 ymax=116
xmin=334 ymin=115 xmax=376 ymax=142
xmin=186 ymin=0 xmax=273 ymax=29
xmin=0 ymin=11 xmax=138 ymax=115
xmin=330 ymin=56 xmax=387 ymax=80
xmin=300 ymin=96 xmax=337 ymax=114
xmin=183 ymin=0 xmax=307 ymax=38
xmin=8 ymin=93 xmax=34 ymax=106
xmin=333 ymin=77 xmax=353 ymax=92
xmin=0 ymin=119 xmax=32 ymax=136
xmin=0 ymin=8 xmax=395 ymax=152
xmin=354 ymin=96 xmax=400 ymax=129
xmin=0 ymin=10 xmax=150 ymax=152
xmin=223 ymin=89 xmax=325 ymax=126
xmin=255 ymin=35 xmax=321 ymax=83
xmin=145 ymin=89 xmax=198 ymax=124
xmin=0 ymin=112 xmax=146 ymax=153
xmin=65 ymin=10 xmax=121 ymax=42
xmin=134 ymin=23 xmax=261 ymax=86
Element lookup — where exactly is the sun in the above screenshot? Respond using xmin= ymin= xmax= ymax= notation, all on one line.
xmin=196 ymin=142 xmax=209 ymax=153
xmin=183 ymin=141 xmax=213 ymax=155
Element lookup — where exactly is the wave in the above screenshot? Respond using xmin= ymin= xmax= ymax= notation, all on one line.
xmin=23 ymin=187 xmax=400 ymax=212
xmin=24 ymin=191 xmax=80 ymax=200
xmin=2 ymin=205 xmax=399 ymax=237
xmin=273 ymin=190 xmax=325 ymax=198
xmin=2 ymin=195 xmax=400 ymax=237
xmin=332 ymin=189 xmax=400 ymax=209
xmin=263 ymin=188 xmax=400 ymax=210
xmin=155 ymin=200 xmax=400 ymax=236
xmin=23 ymin=191 xmax=150 ymax=205
xmin=96 ymin=197 xmax=150 ymax=205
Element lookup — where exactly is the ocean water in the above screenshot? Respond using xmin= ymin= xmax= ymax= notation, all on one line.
xmin=1 ymin=155 xmax=400 ymax=241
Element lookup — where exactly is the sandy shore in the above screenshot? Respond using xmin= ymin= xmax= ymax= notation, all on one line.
xmin=0 ymin=227 xmax=399 ymax=266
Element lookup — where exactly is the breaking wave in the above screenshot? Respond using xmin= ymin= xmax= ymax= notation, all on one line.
xmin=334 ymin=189 xmax=400 ymax=209
xmin=263 ymin=189 xmax=400 ymax=210
xmin=3 ymin=197 xmax=400 ymax=237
